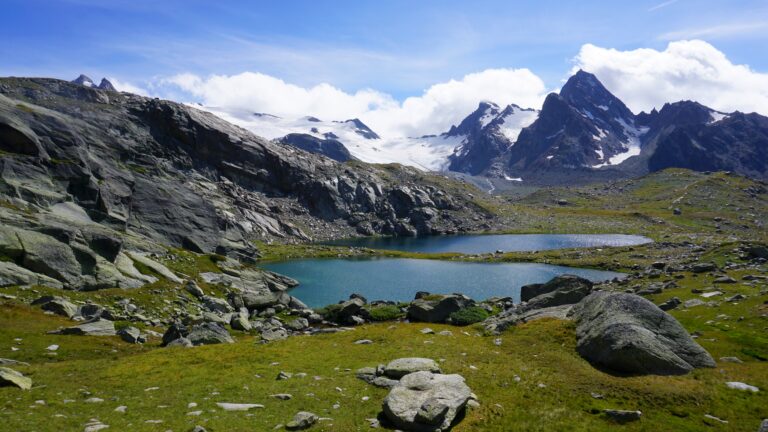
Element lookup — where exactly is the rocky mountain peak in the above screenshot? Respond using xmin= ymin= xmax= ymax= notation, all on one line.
xmin=342 ymin=118 xmax=380 ymax=139
xmin=72 ymin=74 xmax=95 ymax=87
xmin=98 ymin=78 xmax=116 ymax=91
xmin=560 ymin=70 xmax=635 ymax=123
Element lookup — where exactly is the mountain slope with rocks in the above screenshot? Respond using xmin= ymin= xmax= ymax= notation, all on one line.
xmin=0 ymin=77 xmax=490 ymax=290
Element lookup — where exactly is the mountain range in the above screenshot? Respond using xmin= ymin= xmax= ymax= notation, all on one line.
xmin=202 ymin=71 xmax=766 ymax=185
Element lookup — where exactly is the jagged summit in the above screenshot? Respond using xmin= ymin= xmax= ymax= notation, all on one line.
xmin=72 ymin=74 xmax=95 ymax=87
xmin=71 ymin=75 xmax=116 ymax=91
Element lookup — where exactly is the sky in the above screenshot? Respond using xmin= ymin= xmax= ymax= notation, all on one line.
xmin=2 ymin=0 xmax=768 ymax=137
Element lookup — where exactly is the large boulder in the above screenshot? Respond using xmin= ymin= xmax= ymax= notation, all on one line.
xmin=187 ymin=322 xmax=234 ymax=345
xmin=32 ymin=296 xmax=78 ymax=318
xmin=407 ymin=294 xmax=473 ymax=323
xmin=382 ymin=371 xmax=472 ymax=432
xmin=521 ymin=275 xmax=593 ymax=311
xmin=569 ymin=292 xmax=715 ymax=375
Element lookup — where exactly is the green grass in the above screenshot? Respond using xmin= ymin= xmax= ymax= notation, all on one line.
xmin=367 ymin=304 xmax=405 ymax=321
xmin=1 ymin=301 xmax=766 ymax=431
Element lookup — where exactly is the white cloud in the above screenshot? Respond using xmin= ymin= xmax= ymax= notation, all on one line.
xmin=573 ymin=40 xmax=768 ymax=115
xmin=162 ymin=68 xmax=548 ymax=137
xmin=108 ymin=77 xmax=149 ymax=96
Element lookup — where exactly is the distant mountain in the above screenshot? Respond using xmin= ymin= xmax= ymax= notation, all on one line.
xmin=204 ymin=109 xmax=460 ymax=171
xmin=71 ymin=74 xmax=116 ymax=91
xmin=442 ymin=70 xmax=767 ymax=184
xmin=446 ymin=102 xmax=538 ymax=175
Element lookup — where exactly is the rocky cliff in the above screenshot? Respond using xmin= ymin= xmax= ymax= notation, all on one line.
xmin=0 ymin=77 xmax=489 ymax=290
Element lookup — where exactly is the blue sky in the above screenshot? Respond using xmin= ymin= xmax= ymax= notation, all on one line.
xmin=2 ymin=0 xmax=768 ymax=99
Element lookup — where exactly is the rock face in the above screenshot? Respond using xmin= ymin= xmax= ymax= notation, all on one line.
xmin=0 ymin=77 xmax=487 ymax=290
xmin=0 ymin=367 xmax=32 ymax=390
xmin=569 ymin=292 xmax=715 ymax=375
xmin=382 ymin=371 xmax=472 ymax=432
xmin=407 ymin=294 xmax=474 ymax=323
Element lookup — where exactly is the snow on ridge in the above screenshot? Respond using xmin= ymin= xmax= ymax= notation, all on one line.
xmin=203 ymin=107 xmax=460 ymax=171
xmin=708 ymin=110 xmax=729 ymax=124
xmin=592 ymin=118 xmax=648 ymax=168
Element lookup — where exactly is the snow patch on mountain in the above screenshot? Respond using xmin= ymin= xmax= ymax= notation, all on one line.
xmin=205 ymin=107 xmax=459 ymax=171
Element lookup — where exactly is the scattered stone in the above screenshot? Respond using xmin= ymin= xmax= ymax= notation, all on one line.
xmin=215 ymin=402 xmax=264 ymax=411
xmin=725 ymin=381 xmax=759 ymax=392
xmin=185 ymin=280 xmax=205 ymax=298
xmin=714 ymin=276 xmax=737 ymax=284
xmin=261 ymin=327 xmax=288 ymax=342
xmin=114 ymin=405 xmax=127 ymax=413
xmin=603 ymin=409 xmax=642 ymax=424
xmin=83 ymin=419 xmax=110 ymax=432
xmin=286 ymin=411 xmax=318 ymax=430
xmin=683 ymin=299 xmax=706 ymax=308
xmin=46 ymin=344 xmax=59 ymax=351
xmin=658 ymin=297 xmax=681 ymax=311
xmin=271 ymin=393 xmax=293 ymax=400
xmin=758 ymin=419 xmax=768 ymax=432
xmin=704 ymin=414 xmax=728 ymax=424
xmin=691 ymin=263 xmax=717 ymax=273
xmin=382 ymin=371 xmax=472 ymax=432
xmin=117 ymin=326 xmax=143 ymax=344
xmin=570 ymin=292 xmax=715 ymax=375
xmin=0 ymin=367 xmax=32 ymax=390
xmin=384 ymin=358 xmax=442 ymax=379
xmin=700 ymin=291 xmax=722 ymax=298
xmin=719 ymin=356 xmax=743 ymax=364
xmin=355 ymin=339 xmax=373 ymax=345
xmin=420 ymin=328 xmax=435 ymax=334
xmin=277 ymin=371 xmax=293 ymax=380
xmin=230 ymin=313 xmax=252 ymax=331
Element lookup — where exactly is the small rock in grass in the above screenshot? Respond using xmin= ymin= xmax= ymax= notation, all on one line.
xmin=271 ymin=393 xmax=293 ymax=400
xmin=725 ymin=381 xmax=759 ymax=392
xmin=286 ymin=411 xmax=318 ymax=430
xmin=704 ymin=414 xmax=728 ymax=424
xmin=719 ymin=356 xmax=743 ymax=364
xmin=354 ymin=339 xmax=373 ymax=345
xmin=114 ymin=405 xmax=127 ymax=413
xmin=420 ymin=328 xmax=434 ymax=334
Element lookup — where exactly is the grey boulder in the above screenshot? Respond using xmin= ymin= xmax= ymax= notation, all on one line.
xmin=285 ymin=411 xmax=318 ymax=430
xmin=407 ymin=294 xmax=473 ymax=323
xmin=33 ymin=296 xmax=78 ymax=318
xmin=117 ymin=326 xmax=143 ymax=344
xmin=53 ymin=319 xmax=116 ymax=336
xmin=521 ymin=275 xmax=593 ymax=312
xmin=569 ymin=292 xmax=715 ymax=375
xmin=187 ymin=322 xmax=234 ymax=345
xmin=382 ymin=371 xmax=472 ymax=432
xmin=384 ymin=358 xmax=441 ymax=379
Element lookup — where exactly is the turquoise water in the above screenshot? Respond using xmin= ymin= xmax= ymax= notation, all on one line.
xmin=322 ymin=233 xmax=651 ymax=254
xmin=262 ymin=258 xmax=626 ymax=308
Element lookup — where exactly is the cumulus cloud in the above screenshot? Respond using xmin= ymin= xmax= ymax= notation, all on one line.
xmin=108 ymin=77 xmax=149 ymax=96
xmin=162 ymin=68 xmax=548 ymax=137
xmin=573 ymin=40 xmax=768 ymax=115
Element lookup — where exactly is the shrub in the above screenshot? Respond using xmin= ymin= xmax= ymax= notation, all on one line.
xmin=368 ymin=304 xmax=404 ymax=322
xmin=315 ymin=304 xmax=342 ymax=322
xmin=449 ymin=306 xmax=490 ymax=326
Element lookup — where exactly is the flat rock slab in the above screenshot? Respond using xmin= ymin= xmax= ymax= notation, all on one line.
xmin=384 ymin=358 xmax=441 ymax=379
xmin=0 ymin=367 xmax=32 ymax=390
xmin=216 ymin=402 xmax=264 ymax=411
xmin=53 ymin=319 xmax=116 ymax=336
xmin=383 ymin=371 xmax=472 ymax=432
